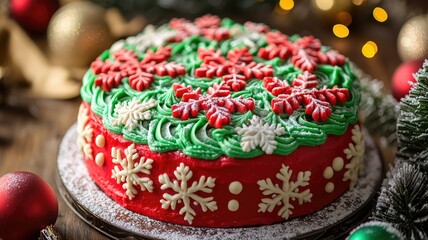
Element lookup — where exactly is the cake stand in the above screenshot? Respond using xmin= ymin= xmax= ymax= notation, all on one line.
xmin=56 ymin=124 xmax=384 ymax=240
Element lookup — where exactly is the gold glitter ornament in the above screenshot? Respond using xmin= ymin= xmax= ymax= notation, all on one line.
xmin=47 ymin=1 xmax=114 ymax=67
xmin=397 ymin=14 xmax=428 ymax=62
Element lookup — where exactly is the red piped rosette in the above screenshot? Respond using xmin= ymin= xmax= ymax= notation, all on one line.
xmin=82 ymin=101 xmax=359 ymax=228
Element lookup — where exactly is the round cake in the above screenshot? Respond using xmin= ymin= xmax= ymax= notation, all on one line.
xmin=77 ymin=15 xmax=364 ymax=228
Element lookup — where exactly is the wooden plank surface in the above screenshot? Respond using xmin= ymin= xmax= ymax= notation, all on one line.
xmin=0 ymin=15 xmax=400 ymax=240
xmin=0 ymin=96 xmax=107 ymax=239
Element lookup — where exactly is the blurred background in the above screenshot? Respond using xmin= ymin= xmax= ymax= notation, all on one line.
xmin=0 ymin=0 xmax=427 ymax=100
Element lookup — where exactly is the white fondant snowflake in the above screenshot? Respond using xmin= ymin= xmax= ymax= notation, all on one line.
xmin=258 ymin=164 xmax=312 ymax=220
xmin=343 ymin=125 xmax=365 ymax=188
xmin=77 ymin=104 xmax=94 ymax=160
xmin=230 ymin=27 xmax=264 ymax=49
xmin=111 ymin=144 xmax=154 ymax=200
xmin=236 ymin=115 xmax=286 ymax=154
xmin=111 ymin=98 xmax=157 ymax=131
xmin=158 ymin=163 xmax=217 ymax=224
xmin=111 ymin=25 xmax=176 ymax=53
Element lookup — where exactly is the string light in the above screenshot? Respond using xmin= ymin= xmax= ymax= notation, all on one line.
xmin=333 ymin=24 xmax=349 ymax=38
xmin=279 ymin=0 xmax=294 ymax=11
xmin=362 ymin=41 xmax=378 ymax=58
xmin=373 ymin=7 xmax=388 ymax=22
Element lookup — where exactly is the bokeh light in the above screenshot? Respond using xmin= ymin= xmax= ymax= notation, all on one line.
xmin=373 ymin=7 xmax=388 ymax=22
xmin=362 ymin=41 xmax=378 ymax=58
xmin=336 ymin=11 xmax=353 ymax=26
xmin=352 ymin=0 xmax=364 ymax=6
xmin=333 ymin=24 xmax=349 ymax=38
xmin=279 ymin=0 xmax=294 ymax=11
xmin=314 ymin=0 xmax=334 ymax=11
xmin=274 ymin=4 xmax=288 ymax=15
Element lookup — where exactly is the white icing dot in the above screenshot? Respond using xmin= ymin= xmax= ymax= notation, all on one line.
xmin=332 ymin=157 xmax=344 ymax=171
xmin=228 ymin=200 xmax=239 ymax=212
xmin=95 ymin=135 xmax=105 ymax=148
xmin=229 ymin=181 xmax=243 ymax=195
xmin=323 ymin=167 xmax=334 ymax=179
xmin=325 ymin=182 xmax=335 ymax=193
xmin=95 ymin=153 xmax=105 ymax=166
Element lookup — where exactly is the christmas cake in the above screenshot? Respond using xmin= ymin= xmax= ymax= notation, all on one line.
xmin=77 ymin=15 xmax=364 ymax=228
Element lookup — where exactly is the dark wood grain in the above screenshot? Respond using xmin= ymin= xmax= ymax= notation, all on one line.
xmin=0 ymin=14 xmax=400 ymax=240
xmin=0 ymin=94 xmax=107 ymax=240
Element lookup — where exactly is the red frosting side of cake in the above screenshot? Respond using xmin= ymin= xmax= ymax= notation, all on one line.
xmin=80 ymin=101 xmax=361 ymax=227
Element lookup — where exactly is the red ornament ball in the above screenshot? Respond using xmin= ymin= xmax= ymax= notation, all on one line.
xmin=9 ymin=0 xmax=59 ymax=34
xmin=392 ymin=60 xmax=424 ymax=100
xmin=0 ymin=171 xmax=58 ymax=240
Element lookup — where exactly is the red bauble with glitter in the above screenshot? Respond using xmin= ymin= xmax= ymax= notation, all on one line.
xmin=9 ymin=0 xmax=59 ymax=34
xmin=392 ymin=60 xmax=424 ymax=100
xmin=0 ymin=171 xmax=58 ymax=240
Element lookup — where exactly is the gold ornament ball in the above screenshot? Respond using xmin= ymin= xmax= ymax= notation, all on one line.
xmin=397 ymin=14 xmax=428 ymax=62
xmin=48 ymin=1 xmax=114 ymax=67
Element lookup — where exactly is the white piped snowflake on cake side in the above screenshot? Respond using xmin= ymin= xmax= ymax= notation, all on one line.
xmin=343 ymin=124 xmax=365 ymax=188
xmin=111 ymin=143 xmax=154 ymax=200
xmin=77 ymin=104 xmax=94 ymax=160
xmin=158 ymin=163 xmax=217 ymax=224
xmin=111 ymin=25 xmax=176 ymax=53
xmin=258 ymin=164 xmax=312 ymax=220
xmin=236 ymin=115 xmax=286 ymax=154
xmin=111 ymin=98 xmax=157 ymax=131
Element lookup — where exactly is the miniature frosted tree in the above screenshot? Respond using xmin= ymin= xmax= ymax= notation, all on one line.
xmin=368 ymin=61 xmax=428 ymax=240
xmin=397 ymin=60 xmax=428 ymax=172
xmin=357 ymin=67 xmax=399 ymax=144
xmin=372 ymin=162 xmax=428 ymax=239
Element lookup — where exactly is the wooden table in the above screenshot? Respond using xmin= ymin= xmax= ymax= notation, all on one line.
xmin=0 ymin=96 xmax=108 ymax=239
xmin=0 ymin=14 xmax=401 ymax=240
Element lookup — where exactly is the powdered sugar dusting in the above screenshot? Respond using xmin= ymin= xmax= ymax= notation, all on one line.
xmin=57 ymin=124 xmax=382 ymax=239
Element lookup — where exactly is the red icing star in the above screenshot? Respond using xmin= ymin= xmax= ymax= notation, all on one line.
xmin=171 ymin=83 xmax=255 ymax=128
xmin=263 ymin=71 xmax=350 ymax=121
xmin=90 ymin=47 xmax=185 ymax=92
xmin=258 ymin=33 xmax=346 ymax=73
xmin=169 ymin=14 xmax=230 ymax=41
xmin=195 ymin=47 xmax=273 ymax=91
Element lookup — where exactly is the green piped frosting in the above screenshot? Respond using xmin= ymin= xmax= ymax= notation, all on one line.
xmin=80 ymin=17 xmax=361 ymax=160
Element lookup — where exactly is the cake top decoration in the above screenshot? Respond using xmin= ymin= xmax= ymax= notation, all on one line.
xmin=81 ymin=14 xmax=360 ymax=160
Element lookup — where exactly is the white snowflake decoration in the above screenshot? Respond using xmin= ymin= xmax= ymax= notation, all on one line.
xmin=229 ymin=25 xmax=264 ymax=50
xmin=343 ymin=125 xmax=365 ymax=188
xmin=236 ymin=115 xmax=286 ymax=154
xmin=111 ymin=143 xmax=154 ymax=200
xmin=158 ymin=163 xmax=217 ymax=224
xmin=258 ymin=164 xmax=312 ymax=220
xmin=110 ymin=25 xmax=176 ymax=53
xmin=111 ymin=98 xmax=157 ymax=131
xmin=77 ymin=104 xmax=93 ymax=159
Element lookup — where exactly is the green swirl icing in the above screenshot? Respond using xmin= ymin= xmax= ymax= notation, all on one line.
xmin=81 ymin=17 xmax=361 ymax=160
